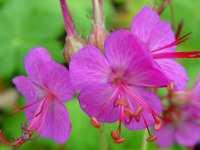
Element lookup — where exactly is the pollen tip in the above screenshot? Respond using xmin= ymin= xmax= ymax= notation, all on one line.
xmin=146 ymin=135 xmax=157 ymax=142
xmin=111 ymin=130 xmax=120 ymax=140
xmin=114 ymin=137 xmax=125 ymax=144
xmin=132 ymin=106 xmax=142 ymax=122
xmin=91 ymin=117 xmax=101 ymax=128
xmin=154 ymin=116 xmax=162 ymax=130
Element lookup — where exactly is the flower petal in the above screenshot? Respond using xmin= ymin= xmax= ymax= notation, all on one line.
xmin=131 ymin=6 xmax=175 ymax=52
xmin=123 ymin=86 xmax=162 ymax=130
xmin=45 ymin=62 xmax=74 ymax=101
xmin=104 ymin=30 xmax=169 ymax=87
xmin=175 ymin=122 xmax=200 ymax=146
xmin=29 ymin=100 xmax=71 ymax=143
xmin=24 ymin=47 xmax=52 ymax=85
xmin=155 ymin=59 xmax=188 ymax=90
xmin=78 ymin=84 xmax=120 ymax=122
xmin=13 ymin=76 xmax=40 ymax=122
xmin=70 ymin=45 xmax=110 ymax=91
xmin=155 ymin=124 xmax=175 ymax=148
xmin=13 ymin=76 xmax=37 ymax=103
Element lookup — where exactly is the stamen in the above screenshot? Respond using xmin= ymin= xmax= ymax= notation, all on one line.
xmin=114 ymin=99 xmax=127 ymax=107
xmin=111 ymin=105 xmax=126 ymax=144
xmin=111 ymin=130 xmax=120 ymax=140
xmin=114 ymin=137 xmax=125 ymax=144
xmin=146 ymin=135 xmax=157 ymax=142
xmin=176 ymin=19 xmax=184 ymax=39
xmin=156 ymin=0 xmax=171 ymax=15
xmin=0 ymin=126 xmax=33 ymax=147
xmin=151 ymin=32 xmax=191 ymax=53
xmin=153 ymin=116 xmax=162 ymax=130
xmin=132 ymin=106 xmax=143 ymax=122
xmin=142 ymin=115 xmax=157 ymax=142
xmin=153 ymin=51 xmax=200 ymax=59
xmin=13 ymin=100 xmax=40 ymax=113
xmin=91 ymin=117 xmax=101 ymax=128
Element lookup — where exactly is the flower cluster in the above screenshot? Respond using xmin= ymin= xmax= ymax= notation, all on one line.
xmin=1 ymin=0 xmax=200 ymax=148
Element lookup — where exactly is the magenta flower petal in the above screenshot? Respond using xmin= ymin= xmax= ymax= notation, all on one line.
xmin=25 ymin=47 xmax=73 ymax=101
xmin=131 ymin=6 xmax=175 ymax=52
xmin=155 ymin=124 xmax=175 ymax=147
xmin=123 ymin=87 xmax=162 ymax=130
xmin=192 ymin=75 xmax=200 ymax=98
xmin=13 ymin=76 xmax=39 ymax=122
xmin=175 ymin=122 xmax=200 ymax=146
xmin=79 ymin=84 xmax=120 ymax=122
xmin=104 ymin=30 xmax=169 ymax=87
xmin=24 ymin=47 xmax=52 ymax=85
xmin=29 ymin=100 xmax=71 ymax=143
xmin=155 ymin=59 xmax=188 ymax=90
xmin=45 ymin=62 xmax=74 ymax=101
xmin=13 ymin=76 xmax=37 ymax=103
xmin=70 ymin=45 xmax=110 ymax=90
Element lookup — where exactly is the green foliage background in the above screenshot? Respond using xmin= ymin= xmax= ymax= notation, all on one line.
xmin=0 ymin=0 xmax=200 ymax=150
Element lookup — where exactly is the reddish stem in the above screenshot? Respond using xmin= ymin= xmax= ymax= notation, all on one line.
xmin=59 ymin=0 xmax=75 ymax=36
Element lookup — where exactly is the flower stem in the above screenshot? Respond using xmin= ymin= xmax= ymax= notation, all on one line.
xmin=99 ymin=127 xmax=108 ymax=150
xmin=92 ymin=0 xmax=104 ymax=26
xmin=141 ymin=131 xmax=148 ymax=150
xmin=59 ymin=0 xmax=75 ymax=36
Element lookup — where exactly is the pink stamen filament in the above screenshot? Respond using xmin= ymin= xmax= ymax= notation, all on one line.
xmin=14 ymin=100 xmax=40 ymax=113
xmin=142 ymin=115 xmax=157 ymax=142
xmin=60 ymin=0 xmax=76 ymax=36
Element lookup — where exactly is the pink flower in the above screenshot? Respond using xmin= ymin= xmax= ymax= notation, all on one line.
xmin=130 ymin=6 xmax=189 ymax=90
xmin=70 ymin=30 xmax=169 ymax=141
xmin=13 ymin=48 xmax=74 ymax=143
xmin=155 ymin=75 xmax=200 ymax=147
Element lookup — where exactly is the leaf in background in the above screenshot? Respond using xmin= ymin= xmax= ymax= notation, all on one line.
xmin=0 ymin=0 xmax=64 ymax=79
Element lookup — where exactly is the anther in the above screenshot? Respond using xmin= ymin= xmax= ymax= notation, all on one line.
xmin=146 ymin=135 xmax=157 ymax=142
xmin=114 ymin=99 xmax=127 ymax=107
xmin=111 ymin=130 xmax=120 ymax=140
xmin=142 ymin=115 xmax=157 ymax=142
xmin=114 ymin=137 xmax=125 ymax=144
xmin=132 ymin=106 xmax=142 ymax=122
xmin=91 ymin=117 xmax=101 ymax=128
xmin=111 ymin=130 xmax=125 ymax=144
xmin=154 ymin=116 xmax=162 ymax=130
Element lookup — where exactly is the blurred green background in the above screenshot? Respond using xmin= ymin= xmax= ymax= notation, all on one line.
xmin=0 ymin=0 xmax=200 ymax=150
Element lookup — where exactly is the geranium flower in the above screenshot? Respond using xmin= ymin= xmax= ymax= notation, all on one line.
xmin=155 ymin=75 xmax=200 ymax=147
xmin=13 ymin=48 xmax=74 ymax=143
xmin=70 ymin=30 xmax=169 ymax=142
xmin=130 ymin=6 xmax=200 ymax=90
